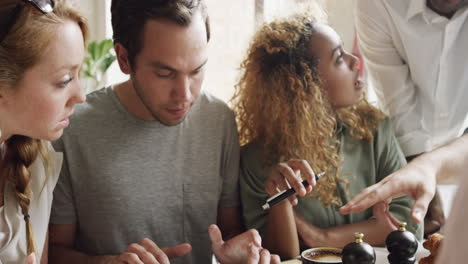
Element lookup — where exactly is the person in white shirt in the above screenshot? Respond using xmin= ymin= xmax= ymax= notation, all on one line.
xmin=0 ymin=1 xmax=87 ymax=263
xmin=340 ymin=133 xmax=468 ymax=264
xmin=355 ymin=0 xmax=468 ymax=236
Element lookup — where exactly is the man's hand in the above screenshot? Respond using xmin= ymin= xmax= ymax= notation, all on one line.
xmin=246 ymin=247 xmax=281 ymax=264
xmin=108 ymin=238 xmax=191 ymax=264
xmin=372 ymin=202 xmax=400 ymax=231
xmin=339 ymin=156 xmax=436 ymax=223
xmin=265 ymin=159 xmax=317 ymax=205
xmin=209 ymin=225 xmax=280 ymax=264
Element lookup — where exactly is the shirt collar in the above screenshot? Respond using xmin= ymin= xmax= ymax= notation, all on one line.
xmin=406 ymin=0 xmax=426 ymax=20
xmin=407 ymin=0 xmax=448 ymax=24
xmin=406 ymin=0 xmax=468 ymax=24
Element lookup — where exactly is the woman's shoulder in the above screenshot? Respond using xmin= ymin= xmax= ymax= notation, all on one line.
xmin=241 ymin=142 xmax=263 ymax=161
xmin=373 ymin=117 xmax=396 ymax=141
xmin=239 ymin=142 xmax=272 ymax=184
xmin=240 ymin=142 xmax=268 ymax=172
xmin=376 ymin=117 xmax=393 ymax=130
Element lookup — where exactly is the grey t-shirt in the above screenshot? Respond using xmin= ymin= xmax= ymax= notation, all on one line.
xmin=51 ymin=87 xmax=240 ymax=264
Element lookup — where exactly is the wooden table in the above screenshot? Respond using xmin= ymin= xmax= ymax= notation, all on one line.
xmin=281 ymin=244 xmax=430 ymax=263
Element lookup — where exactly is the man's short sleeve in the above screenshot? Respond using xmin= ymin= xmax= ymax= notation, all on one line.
xmin=50 ymin=138 xmax=77 ymax=224
xmin=218 ymin=110 xmax=240 ymax=208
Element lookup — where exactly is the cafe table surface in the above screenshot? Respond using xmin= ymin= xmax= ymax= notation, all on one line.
xmin=281 ymin=242 xmax=430 ymax=264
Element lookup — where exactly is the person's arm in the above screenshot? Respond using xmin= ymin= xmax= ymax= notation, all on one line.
xmin=50 ymin=139 xmax=108 ymax=263
xmin=355 ymin=0 xmax=429 ymax=156
xmin=48 ymin=224 xmax=106 ymax=264
xmin=340 ymin=134 xmax=468 ymax=222
xmin=298 ymin=118 xmax=422 ymax=247
xmin=261 ymin=160 xmax=316 ymax=259
xmin=435 ymin=153 xmax=468 ymax=264
xmin=49 ymin=141 xmax=114 ymax=263
xmin=428 ymin=134 xmax=468 ymax=184
xmin=295 ymin=202 xmax=399 ymax=248
xmin=263 ymin=200 xmax=299 ymax=259
xmin=240 ymin=151 xmax=316 ymax=259
xmin=217 ymin=206 xmax=244 ymax=240
xmin=49 ymin=224 xmax=119 ymax=263
xmin=48 ymin=224 xmax=191 ymax=264
xmin=49 ymin=139 xmax=192 ymax=264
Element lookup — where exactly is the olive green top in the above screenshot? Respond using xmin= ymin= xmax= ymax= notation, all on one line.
xmin=240 ymin=118 xmax=423 ymax=241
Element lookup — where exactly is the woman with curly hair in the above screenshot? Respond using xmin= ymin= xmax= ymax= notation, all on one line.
xmin=233 ymin=12 xmax=423 ymax=259
xmin=0 ymin=0 xmax=87 ymax=263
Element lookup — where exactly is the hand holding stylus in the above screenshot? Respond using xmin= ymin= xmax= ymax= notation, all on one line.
xmin=262 ymin=172 xmax=324 ymax=210
xmin=264 ymin=159 xmax=319 ymax=206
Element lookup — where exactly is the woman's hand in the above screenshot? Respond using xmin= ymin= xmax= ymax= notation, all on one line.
xmin=265 ymin=159 xmax=317 ymax=205
xmin=294 ymin=203 xmax=399 ymax=248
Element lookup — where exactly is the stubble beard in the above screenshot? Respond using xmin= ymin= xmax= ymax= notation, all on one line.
xmin=131 ymin=78 xmax=190 ymax=126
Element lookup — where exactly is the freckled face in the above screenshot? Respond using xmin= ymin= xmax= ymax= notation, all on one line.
xmin=0 ymin=21 xmax=86 ymax=141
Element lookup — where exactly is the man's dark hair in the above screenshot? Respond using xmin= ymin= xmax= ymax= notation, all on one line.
xmin=111 ymin=0 xmax=210 ymax=69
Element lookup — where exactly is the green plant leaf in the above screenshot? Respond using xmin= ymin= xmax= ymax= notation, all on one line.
xmin=81 ymin=39 xmax=117 ymax=93
xmin=83 ymin=70 xmax=93 ymax=78
xmin=99 ymin=55 xmax=116 ymax=73
xmin=99 ymin=39 xmax=115 ymax=58
xmin=88 ymin=41 xmax=98 ymax=61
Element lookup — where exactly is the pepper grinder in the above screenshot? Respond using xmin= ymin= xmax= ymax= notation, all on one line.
xmin=386 ymin=222 xmax=418 ymax=264
xmin=342 ymin=232 xmax=376 ymax=264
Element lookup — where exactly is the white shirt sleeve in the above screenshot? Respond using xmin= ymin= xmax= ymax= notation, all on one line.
xmin=355 ymin=0 xmax=431 ymax=156
xmin=437 ymin=174 xmax=468 ymax=263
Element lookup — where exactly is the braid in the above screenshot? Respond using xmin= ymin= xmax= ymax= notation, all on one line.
xmin=4 ymin=135 xmax=45 ymax=255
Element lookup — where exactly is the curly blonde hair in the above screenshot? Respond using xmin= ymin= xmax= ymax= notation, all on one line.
xmin=232 ymin=13 xmax=385 ymax=206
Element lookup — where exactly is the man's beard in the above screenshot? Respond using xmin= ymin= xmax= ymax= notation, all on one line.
xmin=131 ymin=77 xmax=192 ymax=126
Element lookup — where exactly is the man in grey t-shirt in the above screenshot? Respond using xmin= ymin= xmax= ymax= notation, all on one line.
xmin=48 ymin=1 xmax=280 ymax=264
